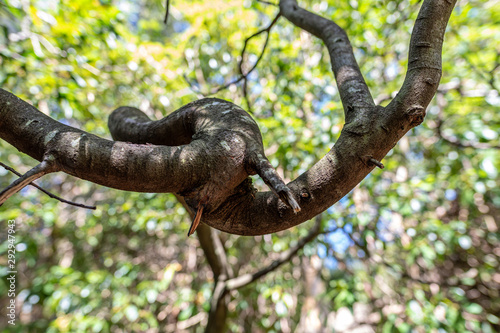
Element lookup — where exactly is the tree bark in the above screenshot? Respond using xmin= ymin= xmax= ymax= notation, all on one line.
xmin=0 ymin=0 xmax=457 ymax=235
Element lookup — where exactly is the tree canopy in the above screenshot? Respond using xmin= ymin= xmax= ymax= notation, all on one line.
xmin=0 ymin=0 xmax=499 ymax=332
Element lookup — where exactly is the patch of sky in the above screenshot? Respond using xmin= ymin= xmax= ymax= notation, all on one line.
xmin=318 ymin=243 xmax=327 ymax=258
xmin=212 ymin=73 xmax=224 ymax=85
xmin=252 ymin=82 xmax=263 ymax=95
xmin=384 ymin=62 xmax=399 ymax=81
xmin=248 ymin=70 xmax=259 ymax=81
xmin=20 ymin=186 xmax=31 ymax=197
xmin=325 ymin=228 xmax=353 ymax=253
xmin=445 ymin=189 xmax=457 ymax=201
xmin=312 ymin=94 xmax=330 ymax=114
xmin=173 ymin=21 xmax=190 ymax=33
xmin=324 ymin=257 xmax=338 ymax=270
xmin=338 ymin=195 xmax=351 ymax=208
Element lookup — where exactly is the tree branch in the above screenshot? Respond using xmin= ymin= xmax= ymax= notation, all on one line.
xmin=163 ymin=0 xmax=170 ymax=24
xmin=203 ymin=215 xmax=322 ymax=332
xmin=212 ymin=11 xmax=281 ymax=95
xmin=196 ymin=223 xmax=234 ymax=280
xmin=279 ymin=0 xmax=375 ymax=114
xmin=173 ymin=194 xmax=231 ymax=332
xmin=0 ymin=157 xmax=56 ymax=205
xmin=387 ymin=0 xmax=457 ymax=126
xmin=0 ymin=0 xmax=457 ymax=236
xmin=0 ymin=161 xmax=96 ymax=209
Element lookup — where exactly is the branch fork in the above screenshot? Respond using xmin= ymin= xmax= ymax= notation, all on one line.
xmin=0 ymin=0 xmax=457 ymax=235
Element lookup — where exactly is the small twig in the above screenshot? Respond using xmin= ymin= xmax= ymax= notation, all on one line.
xmin=0 ymin=161 xmax=96 ymax=209
xmin=163 ymin=0 xmax=170 ymax=24
xmin=182 ymin=74 xmax=207 ymax=98
xmin=188 ymin=203 xmax=204 ymax=236
xmin=439 ymin=132 xmax=500 ymax=150
xmin=256 ymin=0 xmax=278 ymax=6
xmin=211 ymin=12 xmax=281 ymax=94
xmin=0 ymin=158 xmax=56 ymax=205
xmin=225 ymin=214 xmax=322 ymax=290
xmin=369 ymin=158 xmax=384 ymax=169
xmin=434 ymin=96 xmax=500 ymax=150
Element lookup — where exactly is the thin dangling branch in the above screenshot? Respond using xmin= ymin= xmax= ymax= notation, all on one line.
xmin=0 ymin=161 xmax=96 ymax=209
xmin=0 ymin=156 xmax=57 ymax=206
xmin=164 ymin=0 xmax=170 ymax=24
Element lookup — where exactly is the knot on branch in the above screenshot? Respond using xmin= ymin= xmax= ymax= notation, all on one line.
xmin=405 ymin=105 xmax=426 ymax=126
xmin=108 ymin=98 xmax=300 ymax=235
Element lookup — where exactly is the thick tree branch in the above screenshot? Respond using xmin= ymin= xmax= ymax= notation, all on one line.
xmin=279 ymin=0 xmax=375 ymax=115
xmin=0 ymin=91 xmax=299 ymax=224
xmin=0 ymin=90 xmax=202 ymax=194
xmin=0 ymin=0 xmax=457 ymax=236
xmin=386 ymin=0 xmax=456 ymax=124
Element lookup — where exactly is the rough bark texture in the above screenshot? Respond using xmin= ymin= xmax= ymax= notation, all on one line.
xmin=0 ymin=0 xmax=457 ymax=236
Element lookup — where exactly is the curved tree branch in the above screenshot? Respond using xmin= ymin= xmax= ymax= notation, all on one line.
xmin=279 ymin=0 xmax=375 ymax=114
xmin=0 ymin=0 xmax=457 ymax=236
xmin=386 ymin=0 xmax=454 ymax=123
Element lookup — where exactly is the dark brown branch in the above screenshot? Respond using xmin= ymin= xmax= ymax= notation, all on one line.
xmin=196 ymin=224 xmax=233 ymax=280
xmin=173 ymin=194 xmax=231 ymax=333
xmin=0 ymin=162 xmax=96 ymax=209
xmin=203 ymin=215 xmax=322 ymax=332
xmin=387 ymin=0 xmax=457 ymax=124
xmin=198 ymin=228 xmax=231 ymax=333
xmin=163 ymin=0 xmax=170 ymax=24
xmin=279 ymin=0 xmax=375 ymax=115
xmin=0 ymin=91 xmax=299 ymax=223
xmin=206 ymin=279 xmax=228 ymax=333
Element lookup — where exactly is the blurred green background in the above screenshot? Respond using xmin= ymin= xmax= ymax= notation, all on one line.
xmin=0 ymin=0 xmax=499 ymax=332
